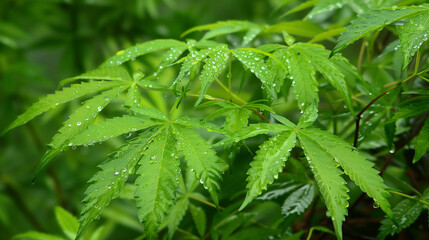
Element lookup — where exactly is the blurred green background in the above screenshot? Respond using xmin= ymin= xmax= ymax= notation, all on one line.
xmin=0 ymin=0 xmax=285 ymax=239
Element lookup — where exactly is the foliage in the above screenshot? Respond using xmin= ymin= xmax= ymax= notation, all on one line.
xmin=2 ymin=0 xmax=429 ymax=240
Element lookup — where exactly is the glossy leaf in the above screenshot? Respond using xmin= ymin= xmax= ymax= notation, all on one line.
xmin=240 ymin=131 xmax=297 ymax=210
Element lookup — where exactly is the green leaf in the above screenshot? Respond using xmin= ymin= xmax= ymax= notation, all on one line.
xmin=13 ymin=232 xmax=66 ymax=240
xmin=196 ymin=44 xmax=229 ymax=105
xmin=297 ymin=130 xmax=349 ymax=240
xmin=299 ymin=128 xmax=392 ymax=217
xmin=1 ymin=80 xmax=125 ymax=136
xmin=233 ymin=49 xmax=277 ymax=101
xmin=102 ymin=39 xmax=187 ymax=66
xmin=172 ymin=48 xmax=210 ymax=89
xmin=33 ymin=85 xmax=129 ymax=181
xmin=173 ymin=116 xmax=224 ymax=133
xmin=55 ymin=207 xmax=78 ymax=240
xmin=189 ymin=204 xmax=207 ymax=237
xmin=332 ymin=6 xmax=427 ymax=55
xmin=293 ymin=43 xmax=354 ymax=115
xmin=76 ymin=134 xmax=149 ymax=240
xmin=135 ymin=127 xmax=181 ymax=240
xmin=257 ymin=180 xmax=303 ymax=200
xmin=281 ymin=184 xmax=315 ymax=218
xmin=308 ymin=0 xmax=346 ymax=19
xmin=377 ymin=198 xmax=423 ymax=240
xmin=286 ymin=47 xmax=318 ymax=113
xmin=125 ymin=84 xmax=141 ymax=108
xmin=71 ymin=115 xmax=161 ymax=146
xmin=172 ymin=125 xmax=224 ymax=205
xmin=413 ymin=118 xmax=429 ymax=163
xmin=264 ymin=21 xmax=324 ymax=38
xmin=224 ymin=108 xmax=249 ymax=132
xmin=62 ymin=66 xmax=132 ymax=85
xmin=392 ymin=96 xmax=429 ymax=121
xmin=214 ymin=122 xmax=293 ymax=147
xmin=167 ymin=197 xmax=189 ymax=239
xmin=240 ymin=131 xmax=297 ymax=210
xmin=181 ymin=21 xmax=263 ymax=45
xmin=399 ymin=10 xmax=429 ymax=68
xmin=297 ymin=100 xmax=318 ymax=128
xmin=130 ymin=106 xmax=168 ymax=121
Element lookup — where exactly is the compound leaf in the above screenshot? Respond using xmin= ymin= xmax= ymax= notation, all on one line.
xmin=240 ymin=131 xmax=297 ymax=210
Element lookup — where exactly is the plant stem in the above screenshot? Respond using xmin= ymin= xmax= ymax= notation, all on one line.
xmin=357 ymin=40 xmax=366 ymax=71
xmin=188 ymin=195 xmax=225 ymax=210
xmin=388 ymin=190 xmax=429 ymax=206
xmin=353 ymin=73 xmax=416 ymax=147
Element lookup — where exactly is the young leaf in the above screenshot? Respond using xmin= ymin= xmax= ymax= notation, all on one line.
xmin=399 ymin=10 xmax=429 ymax=68
xmin=33 ymin=85 xmax=129 ymax=180
xmin=377 ymin=199 xmax=423 ymax=240
xmin=286 ymin=47 xmax=318 ymax=113
xmin=102 ymin=39 xmax=187 ymax=66
xmin=299 ymin=128 xmax=392 ymax=218
xmin=413 ymin=118 xmax=429 ymax=163
xmin=332 ymin=7 xmax=427 ymax=55
xmin=281 ymin=184 xmax=315 ymax=218
xmin=1 ymin=80 xmax=125 ymax=136
xmin=196 ymin=44 xmax=229 ymax=105
xmin=76 ymin=134 xmax=148 ymax=240
xmin=55 ymin=207 xmax=78 ymax=240
xmin=189 ymin=204 xmax=207 ymax=237
xmin=240 ymin=131 xmax=297 ymax=210
xmin=298 ymin=130 xmax=349 ymax=240
xmin=134 ymin=127 xmax=181 ymax=239
xmin=70 ymin=115 xmax=161 ymax=146
xmin=172 ymin=125 xmax=224 ymax=205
